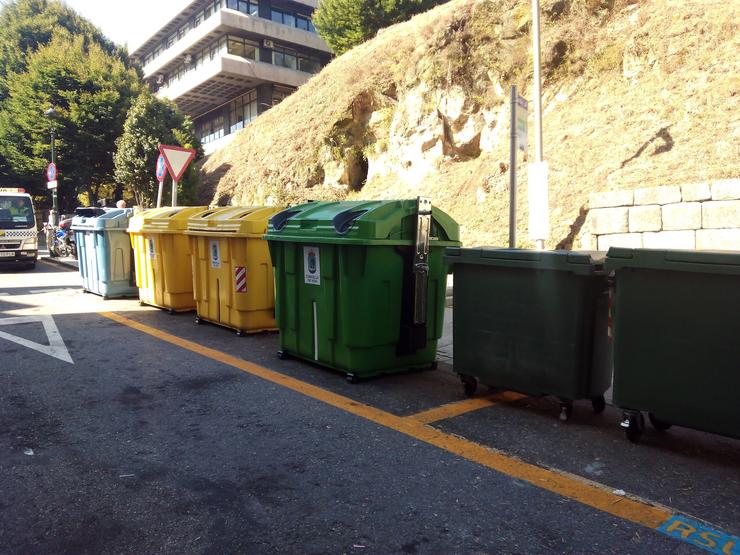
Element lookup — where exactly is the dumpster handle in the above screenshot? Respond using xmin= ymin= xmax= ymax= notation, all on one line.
xmin=270 ymin=209 xmax=301 ymax=231
xmin=332 ymin=209 xmax=368 ymax=235
xmin=413 ymin=197 xmax=432 ymax=325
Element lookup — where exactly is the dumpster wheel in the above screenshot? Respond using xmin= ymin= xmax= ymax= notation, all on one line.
xmin=648 ymin=412 xmax=672 ymax=432
xmin=346 ymin=373 xmax=360 ymax=384
xmin=460 ymin=374 xmax=478 ymax=397
xmin=559 ymin=399 xmax=574 ymax=422
xmin=194 ymin=316 xmax=202 ymax=325
xmin=591 ymin=395 xmax=606 ymax=414
xmin=277 ymin=350 xmax=289 ymax=360
xmin=622 ymin=411 xmax=645 ymax=443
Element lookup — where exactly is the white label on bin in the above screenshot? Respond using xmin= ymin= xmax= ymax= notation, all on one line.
xmin=303 ymin=246 xmax=320 ymax=285
xmin=210 ymin=240 xmax=221 ymax=269
xmin=147 ymin=238 xmax=156 ymax=259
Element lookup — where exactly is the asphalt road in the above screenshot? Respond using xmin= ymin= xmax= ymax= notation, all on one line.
xmin=0 ymin=261 xmax=738 ymax=554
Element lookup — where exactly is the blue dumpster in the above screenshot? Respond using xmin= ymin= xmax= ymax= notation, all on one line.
xmin=71 ymin=208 xmax=137 ymax=298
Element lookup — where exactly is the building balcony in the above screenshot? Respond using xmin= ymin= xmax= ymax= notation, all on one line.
xmin=140 ymin=7 xmax=330 ymax=79
xmin=156 ymin=53 xmax=312 ymax=117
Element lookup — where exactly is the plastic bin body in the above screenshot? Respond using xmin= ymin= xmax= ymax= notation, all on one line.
xmin=606 ymin=247 xmax=740 ymax=439
xmin=266 ymin=200 xmax=460 ymax=378
xmin=72 ymin=209 xmax=136 ymax=298
xmin=128 ymin=206 xmax=206 ymax=311
xmin=446 ymin=248 xmax=611 ymax=401
xmin=186 ymin=207 xmax=283 ymax=333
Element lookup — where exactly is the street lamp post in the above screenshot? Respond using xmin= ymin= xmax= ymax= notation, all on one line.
xmin=44 ymin=107 xmax=58 ymax=226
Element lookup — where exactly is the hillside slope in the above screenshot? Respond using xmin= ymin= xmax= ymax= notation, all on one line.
xmin=200 ymin=0 xmax=740 ymax=247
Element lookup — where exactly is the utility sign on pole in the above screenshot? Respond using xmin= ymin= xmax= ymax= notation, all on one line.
xmin=158 ymin=144 xmax=196 ymax=207
xmin=515 ymin=95 xmax=528 ymax=153
xmin=46 ymin=163 xmax=57 ymax=189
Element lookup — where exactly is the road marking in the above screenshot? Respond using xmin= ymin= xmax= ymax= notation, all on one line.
xmin=0 ymin=315 xmax=73 ymax=364
xmin=407 ymin=391 xmax=528 ymax=424
xmin=102 ymin=311 xmax=740 ymax=546
xmin=28 ymin=288 xmax=73 ymax=295
xmin=659 ymin=516 xmax=739 ymax=555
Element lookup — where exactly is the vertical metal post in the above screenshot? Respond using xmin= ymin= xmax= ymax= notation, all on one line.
xmin=171 ymin=179 xmax=178 ymax=207
xmin=531 ymin=0 xmax=545 ymax=250
xmin=156 ymin=178 xmax=164 ymax=208
xmin=509 ymin=85 xmax=517 ymax=249
xmin=50 ymin=127 xmax=58 ymax=226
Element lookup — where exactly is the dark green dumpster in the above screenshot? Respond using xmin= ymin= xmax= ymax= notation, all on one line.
xmin=265 ymin=198 xmax=460 ymax=381
xmin=606 ymin=247 xmax=740 ymax=442
xmin=445 ymin=248 xmax=611 ymax=420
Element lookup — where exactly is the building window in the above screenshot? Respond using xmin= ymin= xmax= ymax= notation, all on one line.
xmin=198 ymin=114 xmax=225 ymax=144
xmin=227 ymin=0 xmax=259 ymax=15
xmin=272 ymin=8 xmax=315 ymax=32
xmin=295 ymin=15 xmax=309 ymax=31
xmin=272 ymin=45 xmax=297 ymax=70
xmin=272 ymin=86 xmax=294 ymax=106
xmin=273 ymin=45 xmax=322 ymax=74
xmin=227 ymin=36 xmax=259 ymax=60
xmin=229 ymin=90 xmax=258 ymax=133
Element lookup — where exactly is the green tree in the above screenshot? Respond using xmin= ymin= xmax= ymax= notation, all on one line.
xmin=113 ymin=91 xmax=203 ymax=208
xmin=0 ymin=32 xmax=140 ymax=205
xmin=0 ymin=0 xmax=127 ymax=103
xmin=313 ymin=0 xmax=448 ymax=55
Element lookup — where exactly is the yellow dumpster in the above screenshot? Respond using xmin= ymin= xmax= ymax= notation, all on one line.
xmin=128 ymin=206 xmax=207 ymax=312
xmin=185 ymin=206 xmax=284 ymax=335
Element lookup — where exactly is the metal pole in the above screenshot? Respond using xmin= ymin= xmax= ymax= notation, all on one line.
xmin=51 ymin=127 xmax=58 ymax=226
xmin=509 ymin=85 xmax=517 ymax=249
xmin=171 ymin=179 xmax=178 ymax=207
xmin=156 ymin=178 xmax=164 ymax=208
xmin=531 ymin=0 xmax=545 ymax=250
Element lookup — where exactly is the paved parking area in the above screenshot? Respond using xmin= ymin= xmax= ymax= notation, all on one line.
xmin=0 ymin=261 xmax=738 ymax=554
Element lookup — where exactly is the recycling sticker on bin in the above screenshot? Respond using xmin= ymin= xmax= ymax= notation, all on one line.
xmin=147 ymin=238 xmax=156 ymax=259
xmin=210 ymin=240 xmax=221 ymax=269
xmin=303 ymin=246 xmax=320 ymax=285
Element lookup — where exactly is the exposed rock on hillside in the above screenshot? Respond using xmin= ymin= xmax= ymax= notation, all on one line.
xmin=200 ymin=0 xmax=740 ymax=247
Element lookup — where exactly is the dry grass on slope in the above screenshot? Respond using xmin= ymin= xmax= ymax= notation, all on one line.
xmin=201 ymin=0 xmax=740 ymax=248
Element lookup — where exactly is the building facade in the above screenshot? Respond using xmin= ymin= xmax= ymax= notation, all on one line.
xmin=130 ymin=0 xmax=332 ymax=154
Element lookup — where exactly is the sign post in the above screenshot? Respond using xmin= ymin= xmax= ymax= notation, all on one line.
xmin=509 ymin=87 xmax=528 ymax=249
xmin=155 ymin=154 xmax=166 ymax=208
xmin=158 ymin=144 xmax=196 ymax=207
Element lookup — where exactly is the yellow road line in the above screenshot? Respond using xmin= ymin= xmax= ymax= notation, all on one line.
xmin=101 ymin=311 xmax=672 ymax=530
xmin=407 ymin=391 xmax=528 ymax=424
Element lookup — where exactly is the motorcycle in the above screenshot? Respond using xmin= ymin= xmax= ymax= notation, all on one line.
xmin=44 ymin=217 xmax=75 ymax=258
xmin=58 ymin=217 xmax=76 ymax=259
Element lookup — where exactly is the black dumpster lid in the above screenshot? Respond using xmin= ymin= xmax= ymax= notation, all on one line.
xmin=444 ymin=247 xmax=605 ymax=275
xmin=605 ymin=247 xmax=740 ymax=275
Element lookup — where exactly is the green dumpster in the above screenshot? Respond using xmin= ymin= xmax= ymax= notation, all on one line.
xmin=606 ymin=247 xmax=740 ymax=442
xmin=265 ymin=198 xmax=460 ymax=381
xmin=445 ymin=248 xmax=611 ymax=420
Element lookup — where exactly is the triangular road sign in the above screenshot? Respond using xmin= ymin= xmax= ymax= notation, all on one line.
xmin=0 ymin=315 xmax=73 ymax=364
xmin=159 ymin=144 xmax=196 ymax=182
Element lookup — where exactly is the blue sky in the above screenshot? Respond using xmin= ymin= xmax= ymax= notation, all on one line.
xmin=0 ymin=0 xmax=191 ymax=50
xmin=63 ymin=0 xmax=190 ymax=49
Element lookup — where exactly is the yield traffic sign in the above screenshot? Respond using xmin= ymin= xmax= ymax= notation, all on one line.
xmin=158 ymin=144 xmax=196 ymax=182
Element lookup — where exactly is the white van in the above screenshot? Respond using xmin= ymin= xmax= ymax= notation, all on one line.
xmin=0 ymin=188 xmax=38 ymax=270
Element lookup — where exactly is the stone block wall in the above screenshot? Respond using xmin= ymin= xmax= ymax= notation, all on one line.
xmin=578 ymin=179 xmax=740 ymax=251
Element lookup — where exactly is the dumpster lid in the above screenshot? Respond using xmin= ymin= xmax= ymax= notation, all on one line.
xmin=128 ymin=206 xmax=207 ymax=234
xmin=71 ymin=208 xmax=133 ymax=231
xmin=265 ymin=200 xmax=460 ymax=246
xmin=444 ymin=247 xmax=605 ymax=275
xmin=185 ymin=206 xmax=285 ymax=237
xmin=605 ymin=247 xmax=740 ymax=275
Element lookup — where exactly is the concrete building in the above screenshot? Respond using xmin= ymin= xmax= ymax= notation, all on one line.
xmin=130 ymin=0 xmax=332 ymax=154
